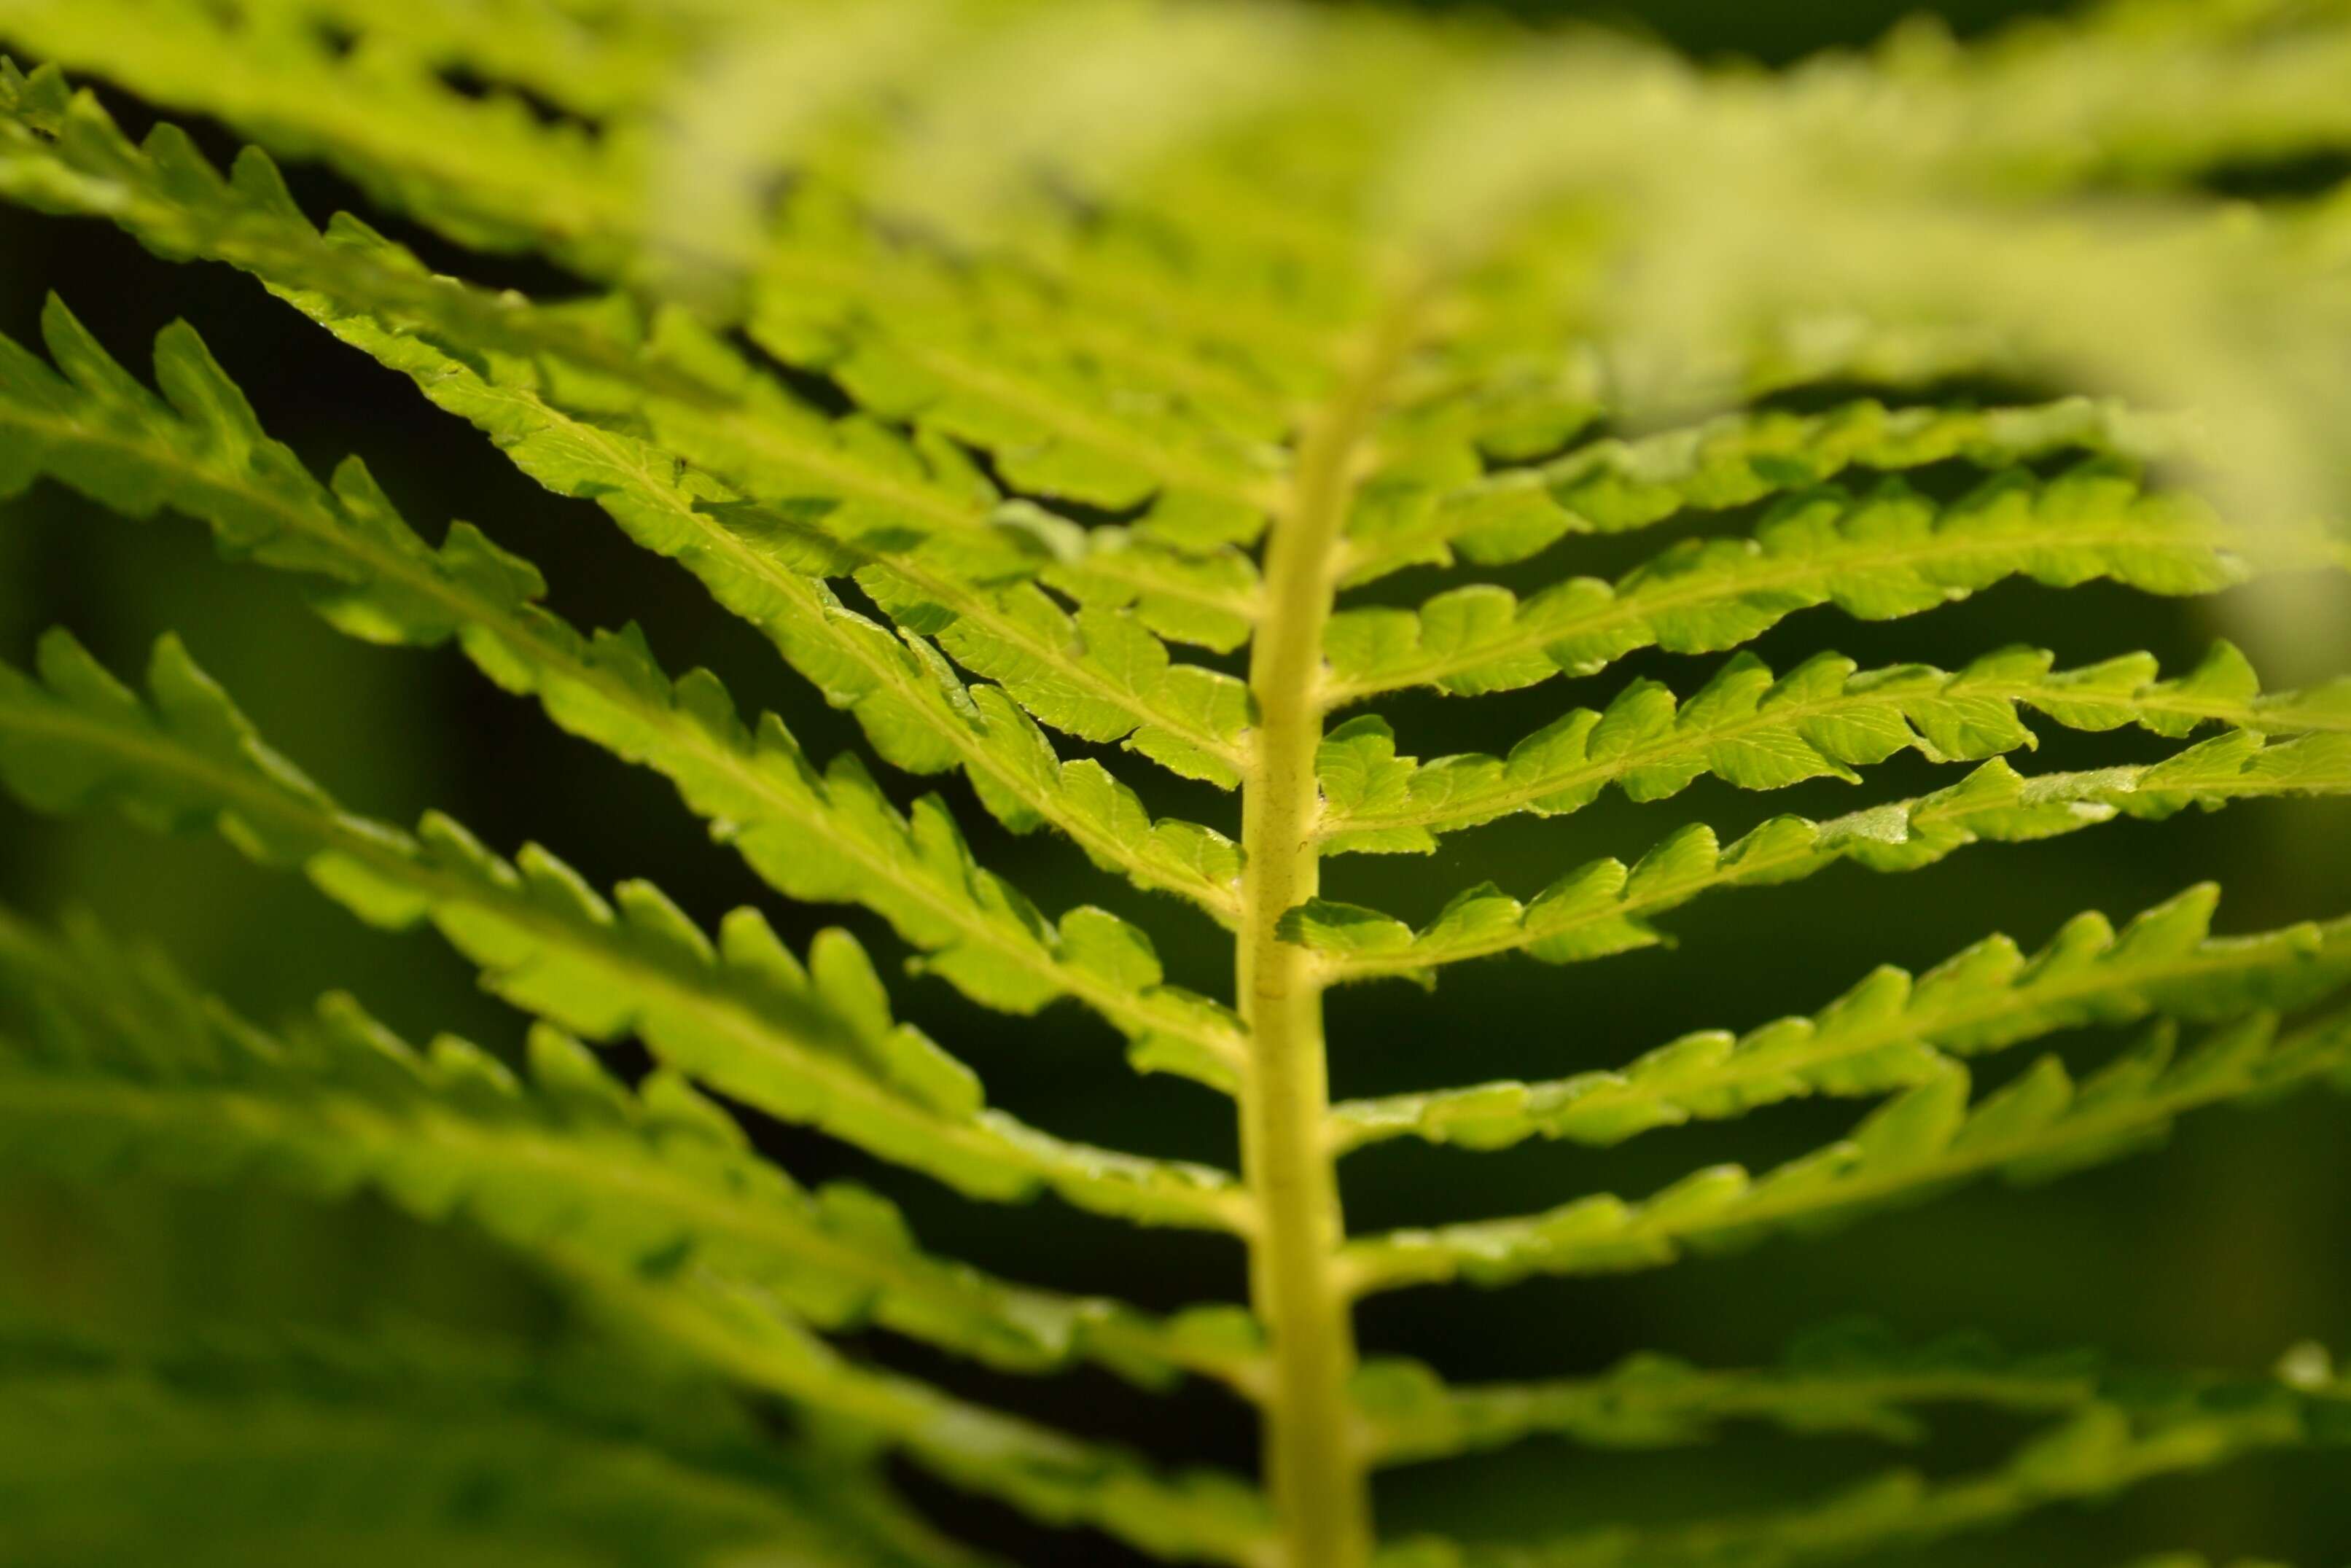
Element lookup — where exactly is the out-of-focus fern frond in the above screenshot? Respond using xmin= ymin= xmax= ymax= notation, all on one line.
xmin=0 ymin=1322 xmax=1001 ymax=1568
xmin=0 ymin=911 xmax=1276 ymax=1557
xmin=1379 ymin=1350 xmax=2348 ymax=1566
xmin=569 ymin=1261 xmax=1278 ymax=1566
xmin=0 ymin=905 xmax=1260 ymax=1389
xmin=1356 ymin=1319 xmax=2258 ymax=1465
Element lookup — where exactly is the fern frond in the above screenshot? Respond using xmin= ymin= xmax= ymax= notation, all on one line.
xmin=0 ymin=910 xmax=1276 ymax=1556
xmin=0 ymin=906 xmax=1258 ymax=1389
xmin=15 ymin=0 xmax=2351 ymax=448
xmin=0 ymin=1323 xmax=996 ymax=1568
xmin=752 ymin=144 xmax=1368 ymax=436
xmin=0 ymin=631 xmax=1248 ymax=1230
xmin=1344 ymin=1007 xmax=2351 ymax=1295
xmin=301 ymin=238 xmax=1267 ymax=791
xmin=0 ymin=58 xmax=756 ymax=396
xmin=0 ymin=3 xmax=1313 ymax=531
xmin=1373 ymin=4 xmax=2351 ymax=432
xmin=1322 ymin=468 xmax=2347 ymax=705
xmin=573 ymin=1260 xmax=1278 ymax=1567
xmin=0 ymin=69 xmax=1266 ymax=806
xmin=7 ymin=1 xmax=2351 ymax=1562
xmin=209 ymin=0 xmax=711 ymax=119
xmin=1379 ymin=1352 xmax=2350 ymax=1567
xmin=0 ymin=300 xmax=1247 ymax=1085
xmin=0 ymin=63 xmax=1265 ymax=653
xmin=1874 ymin=0 xmax=2351 ymax=194
xmin=1317 ymin=642 xmax=2351 ymax=854
xmin=740 ymin=206 xmax=1293 ymax=520
xmin=1330 ymin=884 xmax=2351 ymax=1153
xmin=1292 ymin=741 xmax=2351 ymax=981
xmin=1338 ymin=397 xmax=2198 ymax=589
xmin=0 ymin=0 xmax=651 ymax=266
xmin=1357 ymin=1322 xmax=2124 ymax=1465
xmin=749 ymin=183 xmax=1303 ymax=442
xmin=272 ymin=273 xmax=1249 ymax=910
xmin=0 ymin=0 xmax=1380 ymax=337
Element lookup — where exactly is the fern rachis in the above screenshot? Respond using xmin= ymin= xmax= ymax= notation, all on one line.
xmin=1 ymin=2 xmax=2350 ymax=1566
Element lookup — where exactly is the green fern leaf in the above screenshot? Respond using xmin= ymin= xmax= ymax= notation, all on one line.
xmin=1294 ymin=743 xmax=2351 ymax=980
xmin=574 ymin=1262 xmax=1277 ymax=1565
xmin=1344 ymin=1008 xmax=2351 ymax=1294
xmin=1317 ymin=641 xmax=2351 ymax=853
xmin=1380 ymin=1368 xmax=2349 ymax=1567
xmin=1330 ymin=884 xmax=2351 ymax=1152
xmin=1339 ymin=396 xmax=2199 ymax=588
xmin=273 ymin=281 xmax=1250 ymax=905
xmin=0 ymin=300 xmax=1247 ymax=1085
xmin=1357 ymin=1319 xmax=2244 ymax=1465
xmin=0 ymin=904 xmax=1257 ymax=1389
xmin=1324 ymin=468 xmax=2347 ymax=704
xmin=0 ymin=60 xmax=1270 ymax=742
xmin=0 ymin=630 xmax=1247 ymax=1229
xmin=0 ymin=1323 xmax=998 ymax=1568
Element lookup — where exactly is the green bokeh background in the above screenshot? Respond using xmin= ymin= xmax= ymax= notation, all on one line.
xmin=2 ymin=2 xmax=2347 ymax=1562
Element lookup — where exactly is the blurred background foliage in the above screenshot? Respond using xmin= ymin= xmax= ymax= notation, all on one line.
xmin=2 ymin=1 xmax=2347 ymax=1562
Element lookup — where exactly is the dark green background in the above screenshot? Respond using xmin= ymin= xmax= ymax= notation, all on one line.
xmin=3 ymin=2 xmax=2347 ymax=1562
